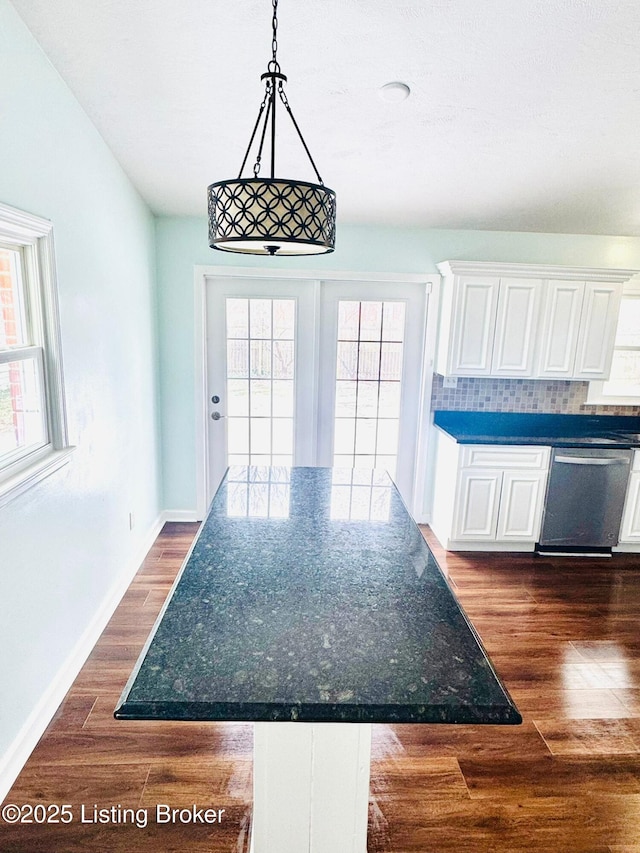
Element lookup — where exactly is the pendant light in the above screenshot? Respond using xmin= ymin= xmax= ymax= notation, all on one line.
xmin=208 ymin=0 xmax=336 ymax=256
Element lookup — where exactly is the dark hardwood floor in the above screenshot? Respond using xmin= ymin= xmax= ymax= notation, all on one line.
xmin=3 ymin=522 xmax=640 ymax=852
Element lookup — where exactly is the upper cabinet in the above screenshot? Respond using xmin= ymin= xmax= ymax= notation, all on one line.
xmin=440 ymin=274 xmax=499 ymax=375
xmin=492 ymin=277 xmax=543 ymax=376
xmin=537 ymin=279 xmax=623 ymax=378
xmin=436 ymin=261 xmax=635 ymax=380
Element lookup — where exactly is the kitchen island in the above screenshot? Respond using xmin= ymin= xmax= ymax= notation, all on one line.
xmin=116 ymin=465 xmax=520 ymax=852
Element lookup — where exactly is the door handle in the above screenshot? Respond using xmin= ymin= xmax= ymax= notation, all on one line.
xmin=211 ymin=411 xmax=226 ymax=421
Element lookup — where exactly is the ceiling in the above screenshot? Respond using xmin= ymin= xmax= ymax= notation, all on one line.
xmin=10 ymin=0 xmax=640 ymax=235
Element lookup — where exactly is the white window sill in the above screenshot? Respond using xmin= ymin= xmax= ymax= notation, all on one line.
xmin=584 ymin=397 xmax=640 ymax=406
xmin=586 ymin=381 xmax=640 ymax=407
xmin=0 ymin=446 xmax=76 ymax=509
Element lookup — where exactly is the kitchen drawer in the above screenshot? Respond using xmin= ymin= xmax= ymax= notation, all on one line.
xmin=460 ymin=445 xmax=551 ymax=470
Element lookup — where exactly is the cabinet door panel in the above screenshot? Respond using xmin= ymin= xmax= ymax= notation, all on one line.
xmin=497 ymin=470 xmax=547 ymax=541
xmin=620 ymin=472 xmax=640 ymax=543
xmin=574 ymin=282 xmax=622 ymax=379
xmin=453 ymin=470 xmax=501 ymax=539
xmin=537 ymin=280 xmax=584 ymax=377
xmin=449 ymin=276 xmax=499 ymax=375
xmin=491 ymin=278 xmax=542 ymax=376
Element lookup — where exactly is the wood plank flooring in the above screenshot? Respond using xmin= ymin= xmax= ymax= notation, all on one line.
xmin=3 ymin=522 xmax=640 ymax=852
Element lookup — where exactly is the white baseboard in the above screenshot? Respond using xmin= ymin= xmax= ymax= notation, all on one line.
xmin=614 ymin=543 xmax=640 ymax=553
xmin=161 ymin=509 xmax=202 ymax=523
xmin=0 ymin=512 xmax=165 ymax=802
xmin=444 ymin=539 xmax=537 ymax=552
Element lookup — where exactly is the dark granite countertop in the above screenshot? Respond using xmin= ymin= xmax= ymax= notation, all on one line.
xmin=434 ymin=411 xmax=640 ymax=449
xmin=115 ymin=466 xmax=521 ymax=725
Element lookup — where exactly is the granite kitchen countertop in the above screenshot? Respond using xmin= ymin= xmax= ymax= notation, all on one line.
xmin=434 ymin=411 xmax=640 ymax=448
xmin=115 ymin=466 xmax=521 ymax=725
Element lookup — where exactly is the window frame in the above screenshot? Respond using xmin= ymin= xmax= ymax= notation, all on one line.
xmin=0 ymin=201 xmax=73 ymax=507
xmin=587 ymin=278 xmax=640 ymax=406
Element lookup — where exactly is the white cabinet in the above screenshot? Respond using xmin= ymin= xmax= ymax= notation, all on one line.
xmin=437 ymin=269 xmax=540 ymax=377
xmin=438 ymin=274 xmax=499 ymax=376
xmin=619 ymin=452 xmax=640 ymax=545
xmin=496 ymin=470 xmax=549 ymax=541
xmin=574 ymin=282 xmax=623 ymax=378
xmin=536 ymin=279 xmax=584 ymax=377
xmin=491 ymin=278 xmax=543 ymax=376
xmin=436 ymin=262 xmax=634 ymax=380
xmin=431 ymin=432 xmax=551 ymax=552
xmin=537 ymin=279 xmax=623 ymax=379
xmin=454 ymin=470 xmax=501 ymax=539
xmin=453 ymin=468 xmax=547 ymax=543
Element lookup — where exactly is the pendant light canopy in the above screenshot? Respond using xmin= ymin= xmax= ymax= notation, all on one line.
xmin=208 ymin=0 xmax=336 ymax=256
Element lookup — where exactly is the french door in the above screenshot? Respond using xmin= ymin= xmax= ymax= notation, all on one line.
xmin=205 ymin=274 xmax=427 ymax=508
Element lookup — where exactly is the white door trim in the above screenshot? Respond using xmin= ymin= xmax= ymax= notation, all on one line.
xmin=194 ymin=265 xmax=437 ymax=520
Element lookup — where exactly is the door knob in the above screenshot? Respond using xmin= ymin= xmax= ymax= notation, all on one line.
xmin=211 ymin=411 xmax=225 ymax=421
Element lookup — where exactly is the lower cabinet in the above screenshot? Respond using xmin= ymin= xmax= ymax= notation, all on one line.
xmin=619 ymin=452 xmax=640 ymax=546
xmin=500 ymin=470 xmax=549 ymax=540
xmin=454 ymin=470 xmax=501 ymax=539
xmin=431 ymin=435 xmax=551 ymax=551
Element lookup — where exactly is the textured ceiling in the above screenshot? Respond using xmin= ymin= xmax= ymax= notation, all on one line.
xmin=9 ymin=0 xmax=640 ymax=234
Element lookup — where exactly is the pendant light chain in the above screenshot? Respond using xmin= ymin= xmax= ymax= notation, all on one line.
xmin=271 ymin=0 xmax=279 ymax=72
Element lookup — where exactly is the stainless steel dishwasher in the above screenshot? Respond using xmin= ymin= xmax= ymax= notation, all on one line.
xmin=538 ymin=447 xmax=632 ymax=554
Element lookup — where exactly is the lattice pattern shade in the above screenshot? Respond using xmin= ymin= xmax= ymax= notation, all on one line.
xmin=208 ymin=178 xmax=336 ymax=255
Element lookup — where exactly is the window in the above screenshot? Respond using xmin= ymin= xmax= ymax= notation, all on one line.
xmin=0 ymin=202 xmax=72 ymax=506
xmin=587 ymin=282 xmax=640 ymax=406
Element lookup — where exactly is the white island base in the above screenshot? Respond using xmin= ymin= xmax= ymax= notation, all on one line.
xmin=251 ymin=722 xmax=372 ymax=853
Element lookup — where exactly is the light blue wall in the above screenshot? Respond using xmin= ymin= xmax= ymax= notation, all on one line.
xmin=0 ymin=0 xmax=161 ymax=764
xmin=156 ymin=216 xmax=640 ymax=511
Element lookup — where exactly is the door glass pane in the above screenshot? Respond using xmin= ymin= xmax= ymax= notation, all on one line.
xmin=335 ymin=380 xmax=357 ymax=417
xmin=0 ymin=357 xmax=47 ymax=462
xmin=336 ymin=342 xmax=358 ymax=379
xmin=332 ymin=301 xmax=406 ymax=478
xmin=381 ymin=302 xmax=405 ymax=341
xmin=227 ymin=379 xmax=249 ymax=416
xmin=359 ymin=302 xmax=382 ymax=341
xmin=250 ymin=380 xmax=271 ymax=416
xmin=334 ymin=418 xmax=356 ymax=454
xmin=357 ymin=342 xmax=380 ymax=380
xmin=227 ymin=340 xmax=248 ymax=378
xmin=273 ymin=341 xmax=294 ymax=379
xmin=337 ymin=301 xmax=360 ymax=340
xmin=355 ymin=381 xmax=378 ymax=417
xmin=378 ymin=382 xmax=401 ymax=419
xmin=250 ymin=299 xmax=272 ymax=339
xmin=273 ymin=300 xmax=295 ymax=340
xmin=226 ymin=299 xmax=248 ymax=339
xmin=380 ymin=343 xmax=403 ymax=381
xmin=225 ymin=298 xmax=295 ymax=468
xmin=250 ymin=341 xmax=272 ymax=378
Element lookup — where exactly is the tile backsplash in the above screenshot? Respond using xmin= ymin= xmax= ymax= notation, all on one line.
xmin=430 ymin=374 xmax=640 ymax=417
